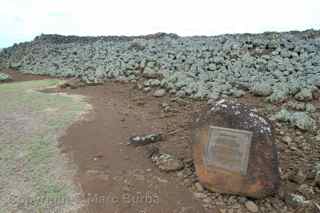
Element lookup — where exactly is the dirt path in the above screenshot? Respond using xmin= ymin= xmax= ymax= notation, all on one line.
xmin=6 ymin=70 xmax=319 ymax=212
xmin=60 ymin=83 xmax=213 ymax=213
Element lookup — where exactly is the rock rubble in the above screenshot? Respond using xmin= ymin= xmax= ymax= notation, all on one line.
xmin=1 ymin=30 xmax=320 ymax=103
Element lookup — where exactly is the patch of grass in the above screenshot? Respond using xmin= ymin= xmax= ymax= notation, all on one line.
xmin=0 ymin=80 xmax=89 ymax=212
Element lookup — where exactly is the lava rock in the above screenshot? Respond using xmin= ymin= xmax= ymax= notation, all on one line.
xmin=295 ymin=88 xmax=313 ymax=102
xmin=274 ymin=109 xmax=316 ymax=131
xmin=153 ymin=89 xmax=166 ymax=97
xmin=245 ymin=200 xmax=259 ymax=213
xmin=251 ymin=82 xmax=273 ymax=97
xmin=281 ymin=135 xmax=293 ymax=144
xmin=289 ymin=169 xmax=307 ymax=184
xmin=152 ymin=153 xmax=184 ymax=172
xmin=0 ymin=72 xmax=11 ymax=82
xmin=129 ymin=133 xmax=163 ymax=146
xmin=192 ymin=100 xmax=280 ymax=198
xmin=295 ymin=202 xmax=320 ymax=213
xmin=1 ymin=30 xmax=320 ymax=110
xmin=195 ymin=182 xmax=204 ymax=192
xmin=298 ymin=184 xmax=315 ymax=199
xmin=285 ymin=193 xmax=308 ymax=209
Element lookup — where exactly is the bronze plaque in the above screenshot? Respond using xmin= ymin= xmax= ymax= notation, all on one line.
xmin=204 ymin=126 xmax=252 ymax=175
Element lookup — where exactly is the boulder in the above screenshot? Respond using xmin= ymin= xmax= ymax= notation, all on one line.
xmin=192 ymin=100 xmax=280 ymax=198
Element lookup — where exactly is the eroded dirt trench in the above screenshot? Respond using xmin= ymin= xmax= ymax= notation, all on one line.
xmin=60 ymin=82 xmax=211 ymax=213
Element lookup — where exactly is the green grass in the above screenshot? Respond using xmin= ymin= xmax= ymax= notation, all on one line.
xmin=0 ymin=80 xmax=89 ymax=212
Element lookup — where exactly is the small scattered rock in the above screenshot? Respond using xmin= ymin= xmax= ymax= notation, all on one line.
xmin=251 ymin=82 xmax=273 ymax=97
xmin=153 ymin=89 xmax=166 ymax=97
xmin=143 ymin=87 xmax=151 ymax=92
xmin=0 ymin=72 xmax=12 ymax=82
xmin=289 ymin=169 xmax=307 ymax=184
xmin=232 ymin=89 xmax=246 ymax=98
xmin=129 ymin=133 xmax=163 ymax=146
xmin=193 ymin=192 xmax=206 ymax=199
xmin=305 ymin=103 xmax=317 ymax=113
xmin=152 ymin=153 xmax=184 ymax=172
xmin=156 ymin=176 xmax=168 ymax=183
xmin=195 ymin=182 xmax=204 ymax=192
xmin=58 ymin=78 xmax=85 ymax=89
xmin=238 ymin=197 xmax=247 ymax=204
xmin=295 ymin=202 xmax=320 ymax=213
xmin=294 ymin=88 xmax=313 ymax=102
xmin=298 ymin=184 xmax=315 ymax=199
xmin=281 ymin=135 xmax=293 ymax=144
xmin=285 ymin=193 xmax=308 ymax=209
xmin=274 ymin=109 xmax=316 ymax=131
xmin=245 ymin=200 xmax=259 ymax=213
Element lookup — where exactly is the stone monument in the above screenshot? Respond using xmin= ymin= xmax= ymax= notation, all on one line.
xmin=192 ymin=100 xmax=280 ymax=198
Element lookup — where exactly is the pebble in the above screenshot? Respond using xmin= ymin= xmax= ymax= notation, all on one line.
xmin=152 ymin=153 xmax=184 ymax=172
xmin=289 ymin=169 xmax=307 ymax=184
xmin=238 ymin=197 xmax=247 ymax=204
xmin=281 ymin=135 xmax=293 ymax=144
xmin=153 ymin=89 xmax=166 ymax=97
xmin=193 ymin=192 xmax=206 ymax=199
xmin=143 ymin=87 xmax=151 ymax=92
xmin=195 ymin=182 xmax=204 ymax=192
xmin=298 ymin=184 xmax=315 ymax=199
xmin=285 ymin=193 xmax=307 ymax=208
xmin=245 ymin=201 xmax=259 ymax=213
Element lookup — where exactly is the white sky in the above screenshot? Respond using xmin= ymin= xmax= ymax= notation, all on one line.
xmin=1 ymin=0 xmax=320 ymax=47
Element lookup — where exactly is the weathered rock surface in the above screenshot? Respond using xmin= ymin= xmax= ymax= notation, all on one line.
xmin=245 ymin=200 xmax=259 ymax=212
xmin=153 ymin=89 xmax=166 ymax=97
xmin=152 ymin=153 xmax=184 ymax=172
xmin=192 ymin=100 xmax=280 ymax=198
xmin=0 ymin=72 xmax=11 ymax=82
xmin=285 ymin=193 xmax=308 ymax=209
xmin=273 ymin=109 xmax=316 ymax=131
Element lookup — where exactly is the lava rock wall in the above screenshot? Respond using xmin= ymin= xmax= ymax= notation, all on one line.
xmin=1 ymin=30 xmax=320 ymax=102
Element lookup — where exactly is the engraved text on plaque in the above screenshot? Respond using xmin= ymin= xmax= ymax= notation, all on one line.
xmin=204 ymin=126 xmax=253 ymax=175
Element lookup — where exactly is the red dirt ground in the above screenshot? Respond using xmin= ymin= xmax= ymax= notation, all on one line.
xmin=5 ymin=69 xmax=320 ymax=213
xmin=60 ymin=82 xmax=213 ymax=213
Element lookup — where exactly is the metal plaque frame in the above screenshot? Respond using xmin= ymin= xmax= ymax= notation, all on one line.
xmin=203 ymin=126 xmax=253 ymax=175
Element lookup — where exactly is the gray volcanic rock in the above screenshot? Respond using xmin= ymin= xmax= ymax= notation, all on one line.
xmin=0 ymin=30 xmax=320 ymax=101
xmin=251 ymin=82 xmax=273 ymax=96
xmin=0 ymin=72 xmax=11 ymax=82
xmin=273 ymin=109 xmax=316 ymax=131
xmin=153 ymin=89 xmax=166 ymax=97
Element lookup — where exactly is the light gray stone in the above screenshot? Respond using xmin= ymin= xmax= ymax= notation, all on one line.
xmin=245 ymin=201 xmax=259 ymax=213
xmin=153 ymin=89 xmax=166 ymax=97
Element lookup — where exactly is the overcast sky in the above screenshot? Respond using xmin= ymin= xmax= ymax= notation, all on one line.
xmin=1 ymin=0 xmax=320 ymax=47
